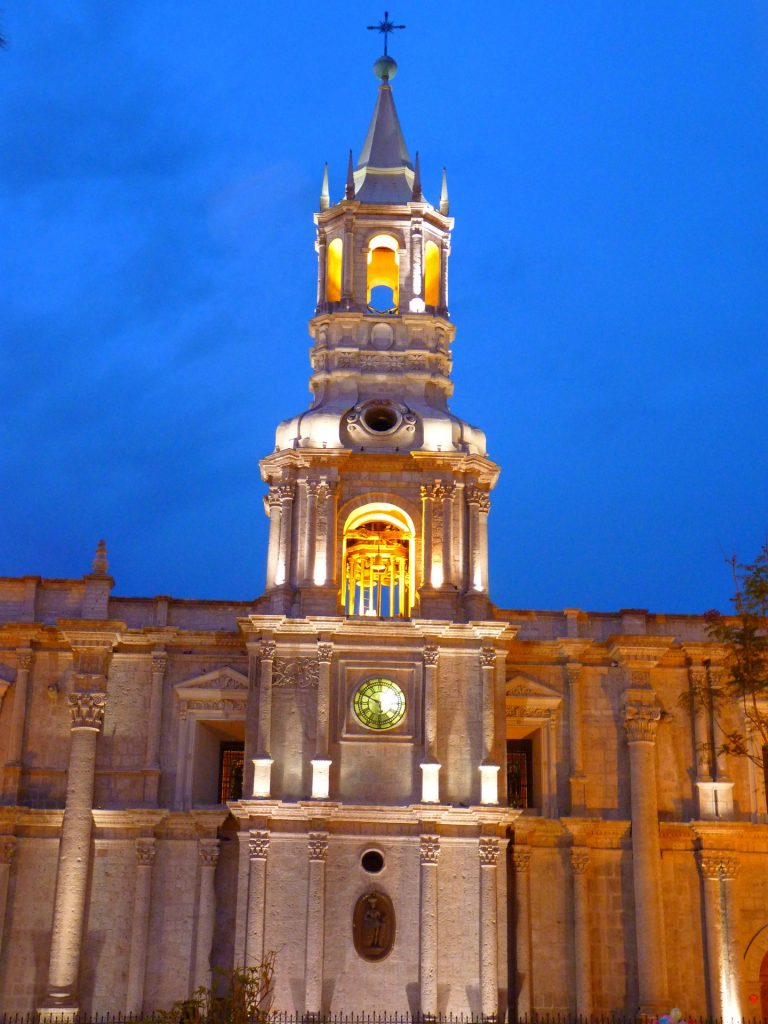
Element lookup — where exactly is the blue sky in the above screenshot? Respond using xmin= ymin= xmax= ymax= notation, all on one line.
xmin=1 ymin=2 xmax=767 ymax=614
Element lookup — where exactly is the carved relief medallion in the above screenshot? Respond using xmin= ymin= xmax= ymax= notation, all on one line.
xmin=353 ymin=890 xmax=395 ymax=962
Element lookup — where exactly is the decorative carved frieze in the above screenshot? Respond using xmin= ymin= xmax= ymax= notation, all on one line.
xmin=420 ymin=834 xmax=440 ymax=865
xmin=466 ymin=486 xmax=491 ymax=513
xmin=570 ymin=849 xmax=590 ymax=875
xmin=151 ymin=652 xmax=168 ymax=676
xmin=272 ymin=657 xmax=319 ymax=689
xmin=622 ymin=697 xmax=661 ymax=743
xmin=136 ymin=838 xmax=156 ymax=866
xmin=249 ymin=830 xmax=270 ymax=860
xmin=317 ymin=643 xmax=333 ymax=664
xmin=480 ymin=647 xmax=496 ymax=669
xmin=506 ymin=705 xmax=554 ymax=721
xmin=68 ymin=691 xmax=107 ymax=730
xmin=512 ymin=847 xmax=531 ymax=873
xmin=478 ymin=837 xmax=500 ymax=866
xmin=259 ymin=640 xmax=277 ymax=662
xmin=423 ymin=645 xmax=439 ymax=667
xmin=198 ymin=839 xmax=220 ymax=868
xmin=700 ymin=854 xmax=739 ymax=881
xmin=16 ymin=649 xmax=33 ymax=672
xmin=0 ymin=837 xmax=16 ymax=865
xmin=308 ymin=832 xmax=328 ymax=862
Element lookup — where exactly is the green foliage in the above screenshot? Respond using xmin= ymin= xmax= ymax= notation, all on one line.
xmin=144 ymin=954 xmax=276 ymax=1024
xmin=684 ymin=543 xmax=768 ymax=766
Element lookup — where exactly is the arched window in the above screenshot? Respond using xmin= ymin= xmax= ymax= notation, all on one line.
xmin=367 ymin=234 xmax=400 ymax=312
xmin=342 ymin=503 xmax=415 ymax=617
xmin=424 ymin=239 xmax=440 ymax=308
xmin=326 ymin=237 xmax=343 ymax=303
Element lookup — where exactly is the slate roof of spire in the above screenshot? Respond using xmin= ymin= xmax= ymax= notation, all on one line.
xmin=354 ymin=83 xmax=416 ymax=204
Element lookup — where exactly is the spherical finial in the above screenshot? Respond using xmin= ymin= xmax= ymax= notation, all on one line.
xmin=373 ymin=55 xmax=398 ymax=82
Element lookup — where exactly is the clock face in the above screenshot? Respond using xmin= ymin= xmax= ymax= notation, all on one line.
xmin=353 ymin=677 xmax=406 ymax=731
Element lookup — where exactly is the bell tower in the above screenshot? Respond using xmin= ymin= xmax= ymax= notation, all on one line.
xmin=258 ymin=52 xmax=498 ymax=622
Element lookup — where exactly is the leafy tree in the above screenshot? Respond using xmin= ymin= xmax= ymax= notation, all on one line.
xmin=144 ymin=954 xmax=276 ymax=1024
xmin=686 ymin=542 xmax=768 ymax=768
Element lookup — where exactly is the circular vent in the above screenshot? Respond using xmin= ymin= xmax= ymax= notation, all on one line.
xmin=361 ymin=850 xmax=385 ymax=873
xmin=362 ymin=404 xmax=399 ymax=433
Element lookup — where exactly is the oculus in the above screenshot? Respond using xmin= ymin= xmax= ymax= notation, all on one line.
xmin=353 ymin=677 xmax=406 ymax=730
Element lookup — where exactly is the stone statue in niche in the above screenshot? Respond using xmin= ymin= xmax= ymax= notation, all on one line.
xmin=352 ymin=891 xmax=395 ymax=961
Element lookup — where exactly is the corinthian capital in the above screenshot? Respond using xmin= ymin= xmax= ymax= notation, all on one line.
xmin=308 ymin=832 xmax=329 ymax=862
xmin=68 ymin=691 xmax=107 ymax=730
xmin=478 ymin=837 xmax=500 ymax=866
xmin=199 ymin=838 xmax=220 ymax=868
xmin=420 ymin=834 xmax=441 ymax=865
xmin=622 ymin=701 xmax=661 ymax=742
xmin=700 ymin=854 xmax=739 ymax=881
xmin=16 ymin=649 xmax=33 ymax=673
xmin=466 ymin=486 xmax=491 ymax=513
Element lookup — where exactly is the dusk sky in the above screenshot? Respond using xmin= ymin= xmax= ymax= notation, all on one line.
xmin=2 ymin=2 xmax=767 ymax=615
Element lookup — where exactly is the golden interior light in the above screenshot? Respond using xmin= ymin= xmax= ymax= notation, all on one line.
xmin=326 ymin=237 xmax=343 ymax=303
xmin=366 ymin=234 xmax=400 ymax=309
xmin=341 ymin=503 xmax=415 ymax=617
xmin=424 ymin=239 xmax=440 ymax=307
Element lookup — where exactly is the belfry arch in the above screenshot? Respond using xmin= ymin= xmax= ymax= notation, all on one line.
xmin=341 ymin=502 xmax=415 ymax=617
xmin=366 ymin=233 xmax=400 ymax=312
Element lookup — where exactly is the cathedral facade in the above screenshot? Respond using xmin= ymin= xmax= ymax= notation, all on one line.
xmin=0 ymin=54 xmax=766 ymax=1021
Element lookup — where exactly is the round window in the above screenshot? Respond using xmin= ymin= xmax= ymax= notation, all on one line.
xmin=361 ymin=850 xmax=385 ymax=873
xmin=362 ymin=404 xmax=399 ymax=433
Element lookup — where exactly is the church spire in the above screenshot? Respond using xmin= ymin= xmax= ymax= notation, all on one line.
xmin=439 ymin=167 xmax=450 ymax=215
xmin=319 ymin=162 xmax=330 ymax=211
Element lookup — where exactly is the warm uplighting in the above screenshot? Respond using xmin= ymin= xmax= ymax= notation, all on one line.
xmin=326 ymin=237 xmax=343 ymax=303
xmin=424 ymin=239 xmax=440 ymax=307
xmin=311 ymin=758 xmax=332 ymax=799
xmin=252 ymin=757 xmax=273 ymax=799
xmin=479 ymin=763 xmax=500 ymax=805
xmin=420 ymin=762 xmax=441 ymax=803
xmin=366 ymin=233 xmax=400 ymax=309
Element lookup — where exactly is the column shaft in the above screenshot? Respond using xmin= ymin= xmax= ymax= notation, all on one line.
xmin=125 ymin=840 xmax=155 ymax=1014
xmin=5 ymin=650 xmax=32 ymax=801
xmin=0 ymin=839 xmax=16 ymax=957
xmin=305 ymin=834 xmax=328 ymax=1015
xmin=193 ymin=840 xmax=219 ymax=992
xmin=421 ymin=487 xmax=433 ymax=588
xmin=143 ymin=652 xmax=166 ymax=804
xmin=316 ymin=646 xmax=332 ymax=757
xmin=571 ymin=850 xmax=592 ymax=1016
xmin=265 ymin=491 xmax=282 ymax=589
xmin=419 ymin=837 xmax=440 ymax=1018
xmin=424 ymin=651 xmax=439 ymax=758
xmin=304 ymin=483 xmax=319 ymax=585
xmin=513 ymin=849 xmax=532 ymax=1018
xmin=624 ymin=702 xmax=668 ymax=1015
xmin=700 ymin=856 xmax=741 ymax=1020
xmin=567 ymin=664 xmax=586 ymax=813
xmin=275 ymin=487 xmax=295 ymax=588
xmin=316 ymin=236 xmax=327 ymax=308
xmin=479 ymin=839 xmax=500 ymax=1020
xmin=246 ymin=832 xmax=269 ymax=967
xmin=44 ymin=702 xmax=104 ymax=1011
xmin=257 ymin=643 xmax=275 ymax=758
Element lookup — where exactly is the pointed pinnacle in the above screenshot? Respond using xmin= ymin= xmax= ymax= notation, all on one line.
xmin=439 ymin=167 xmax=450 ymax=215
xmin=92 ymin=539 xmax=108 ymax=576
xmin=411 ymin=151 xmax=423 ymax=202
xmin=345 ymin=149 xmax=355 ymax=201
xmin=320 ymin=162 xmax=330 ymax=211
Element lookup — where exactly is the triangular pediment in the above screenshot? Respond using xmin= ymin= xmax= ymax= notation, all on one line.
xmin=175 ymin=666 xmax=249 ymax=699
xmin=505 ymin=673 xmax=562 ymax=702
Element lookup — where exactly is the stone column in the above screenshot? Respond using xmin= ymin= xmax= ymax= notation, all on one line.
xmin=254 ymin=640 xmax=276 ymax=797
xmin=478 ymin=837 xmax=500 ymax=1021
xmin=570 ymin=847 xmax=592 ymax=1017
xmin=275 ymin=483 xmax=295 ymax=588
xmin=305 ymin=832 xmax=328 ymax=1016
xmin=265 ymin=487 xmax=283 ymax=590
xmin=4 ymin=647 xmax=32 ymax=801
xmin=439 ymin=239 xmax=450 ymax=313
xmin=245 ymin=830 xmax=269 ymax=967
xmin=41 ymin=691 xmax=107 ymax=1015
xmin=700 ymin=854 xmax=741 ymax=1020
xmin=312 ymin=643 xmax=333 ymax=799
xmin=466 ymin=487 xmax=490 ymax=594
xmin=193 ymin=839 xmax=220 ymax=992
xmin=303 ymin=481 xmax=320 ymax=586
xmin=411 ymin=221 xmax=423 ymax=300
xmin=419 ymin=835 xmax=440 ymax=1019
xmin=623 ymin=695 xmax=668 ymax=1015
xmin=316 ymin=232 xmax=327 ymax=308
xmin=449 ymin=481 xmax=464 ymax=591
xmin=0 ymin=837 xmax=16 ymax=956
xmin=143 ymin=651 xmax=167 ymax=804
xmin=421 ymin=484 xmax=434 ymax=588
xmin=477 ymin=490 xmax=491 ymax=594
xmin=342 ymin=215 xmax=354 ymax=304
xmin=479 ymin=647 xmax=499 ymax=805
xmin=441 ymin=483 xmax=455 ymax=588
xmin=565 ymin=662 xmax=587 ymax=813
xmin=512 ymin=847 xmax=533 ymax=1018
xmin=125 ymin=838 xmax=156 ymax=1015
xmin=420 ymin=644 xmax=441 ymax=801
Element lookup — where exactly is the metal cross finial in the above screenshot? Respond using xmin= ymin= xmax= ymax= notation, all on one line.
xmin=367 ymin=11 xmax=405 ymax=57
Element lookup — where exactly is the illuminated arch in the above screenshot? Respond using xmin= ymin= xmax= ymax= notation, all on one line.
xmin=341 ymin=502 xmax=415 ymax=617
xmin=367 ymin=233 xmax=400 ymax=311
xmin=326 ymin=237 xmax=343 ymax=303
xmin=424 ymin=239 xmax=440 ymax=307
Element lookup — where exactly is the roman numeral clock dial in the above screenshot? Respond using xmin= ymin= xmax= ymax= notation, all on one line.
xmin=353 ymin=677 xmax=406 ymax=730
